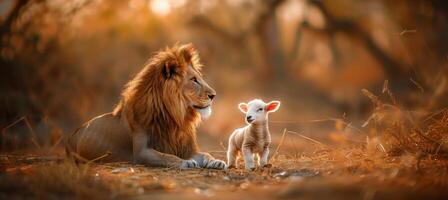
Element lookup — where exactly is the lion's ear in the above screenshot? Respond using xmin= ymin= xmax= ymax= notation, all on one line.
xmin=162 ymin=59 xmax=182 ymax=79
xmin=179 ymin=43 xmax=195 ymax=63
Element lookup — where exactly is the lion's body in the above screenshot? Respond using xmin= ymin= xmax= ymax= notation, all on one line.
xmin=66 ymin=44 xmax=226 ymax=169
xmin=68 ymin=110 xmax=198 ymax=162
xmin=68 ymin=113 xmax=133 ymax=162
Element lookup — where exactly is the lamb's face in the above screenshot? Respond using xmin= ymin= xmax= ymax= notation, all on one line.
xmin=238 ymin=99 xmax=280 ymax=125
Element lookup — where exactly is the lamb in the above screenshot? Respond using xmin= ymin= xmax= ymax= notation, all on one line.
xmin=227 ymin=99 xmax=281 ymax=170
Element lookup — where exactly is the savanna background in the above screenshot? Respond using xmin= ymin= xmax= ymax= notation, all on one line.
xmin=1 ymin=0 xmax=448 ymax=199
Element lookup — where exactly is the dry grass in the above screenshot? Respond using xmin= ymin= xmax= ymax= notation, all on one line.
xmin=0 ymin=156 xmax=111 ymax=199
xmin=361 ymin=84 xmax=448 ymax=159
xmin=382 ymin=111 xmax=448 ymax=157
xmin=1 ymin=83 xmax=448 ymax=199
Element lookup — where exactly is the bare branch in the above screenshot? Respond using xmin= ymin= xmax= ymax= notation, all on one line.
xmin=306 ymin=0 xmax=407 ymax=78
xmin=253 ymin=0 xmax=286 ymax=34
xmin=188 ymin=16 xmax=246 ymax=45
xmin=1 ymin=0 xmax=31 ymax=35
xmin=188 ymin=0 xmax=287 ymax=46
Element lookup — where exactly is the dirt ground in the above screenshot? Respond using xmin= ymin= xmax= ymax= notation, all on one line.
xmin=1 ymin=147 xmax=447 ymax=200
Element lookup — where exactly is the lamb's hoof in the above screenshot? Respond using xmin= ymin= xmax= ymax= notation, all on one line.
xmin=262 ymin=164 xmax=272 ymax=168
xmin=246 ymin=167 xmax=255 ymax=171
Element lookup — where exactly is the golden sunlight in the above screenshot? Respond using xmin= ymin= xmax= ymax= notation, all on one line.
xmin=2 ymin=1 xmax=448 ymax=199
xmin=149 ymin=0 xmax=171 ymax=16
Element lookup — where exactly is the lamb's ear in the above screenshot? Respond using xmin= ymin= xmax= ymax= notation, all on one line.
xmin=179 ymin=43 xmax=195 ymax=63
xmin=266 ymin=101 xmax=280 ymax=112
xmin=238 ymin=103 xmax=248 ymax=113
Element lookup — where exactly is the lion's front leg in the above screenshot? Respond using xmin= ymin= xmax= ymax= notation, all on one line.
xmin=192 ymin=152 xmax=227 ymax=169
xmin=133 ymin=131 xmax=198 ymax=169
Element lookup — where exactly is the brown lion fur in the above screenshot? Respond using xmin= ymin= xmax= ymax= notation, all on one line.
xmin=67 ymin=43 xmax=213 ymax=162
xmin=113 ymin=43 xmax=202 ymax=158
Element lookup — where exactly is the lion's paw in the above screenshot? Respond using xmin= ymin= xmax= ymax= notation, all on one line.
xmin=180 ymin=159 xmax=199 ymax=169
xmin=205 ymin=159 xmax=227 ymax=170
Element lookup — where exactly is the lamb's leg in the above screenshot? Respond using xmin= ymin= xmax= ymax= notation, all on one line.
xmin=227 ymin=142 xmax=238 ymax=168
xmin=242 ymin=146 xmax=255 ymax=170
xmin=260 ymin=146 xmax=271 ymax=168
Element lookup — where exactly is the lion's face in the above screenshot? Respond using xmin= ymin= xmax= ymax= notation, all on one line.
xmin=182 ymin=65 xmax=216 ymax=119
xmin=159 ymin=44 xmax=216 ymax=120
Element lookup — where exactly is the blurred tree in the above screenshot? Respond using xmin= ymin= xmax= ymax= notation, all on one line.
xmin=1 ymin=0 xmax=447 ymax=146
xmin=188 ymin=0 xmax=448 ymax=110
xmin=0 ymin=0 xmax=93 ymax=130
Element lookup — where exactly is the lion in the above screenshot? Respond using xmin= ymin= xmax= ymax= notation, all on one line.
xmin=66 ymin=43 xmax=226 ymax=169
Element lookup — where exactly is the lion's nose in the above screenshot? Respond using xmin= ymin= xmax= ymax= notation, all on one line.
xmin=208 ymin=94 xmax=215 ymax=100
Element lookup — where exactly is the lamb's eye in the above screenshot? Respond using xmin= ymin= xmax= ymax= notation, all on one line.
xmin=257 ymin=108 xmax=263 ymax=112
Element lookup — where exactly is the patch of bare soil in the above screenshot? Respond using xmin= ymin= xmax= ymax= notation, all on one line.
xmin=1 ymin=148 xmax=447 ymax=200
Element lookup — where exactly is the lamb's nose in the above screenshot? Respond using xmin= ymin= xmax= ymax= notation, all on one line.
xmin=208 ymin=94 xmax=215 ymax=100
xmin=246 ymin=116 xmax=253 ymax=122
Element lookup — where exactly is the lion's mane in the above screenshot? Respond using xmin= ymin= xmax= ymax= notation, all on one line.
xmin=112 ymin=44 xmax=203 ymax=159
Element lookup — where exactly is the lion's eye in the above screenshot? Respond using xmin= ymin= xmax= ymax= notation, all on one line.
xmin=257 ymin=108 xmax=263 ymax=112
xmin=191 ymin=77 xmax=199 ymax=84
